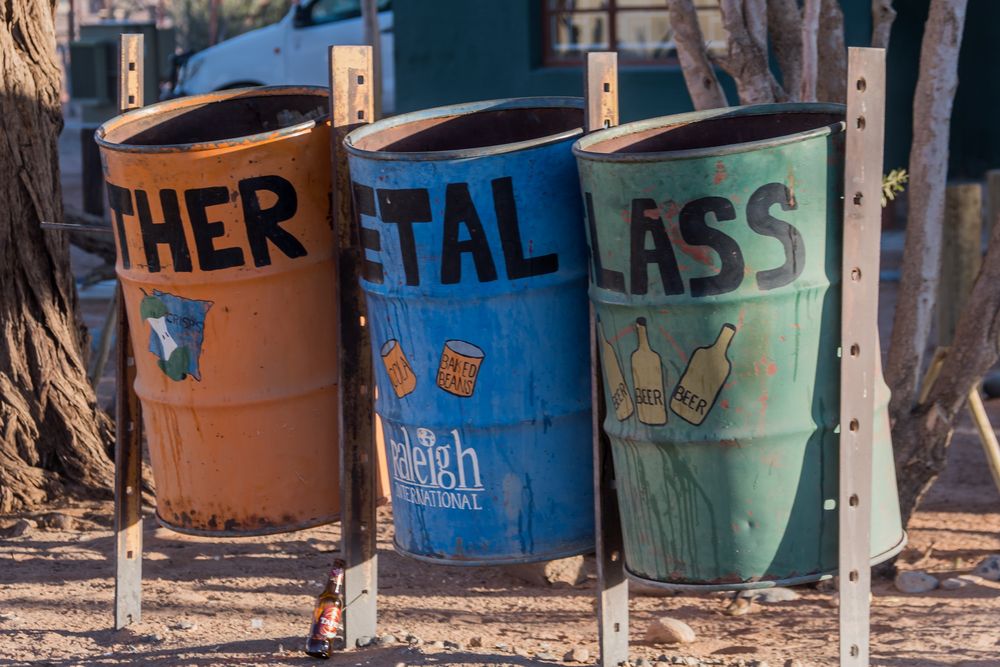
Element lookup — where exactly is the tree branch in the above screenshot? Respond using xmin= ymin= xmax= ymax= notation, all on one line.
xmin=893 ymin=219 xmax=1000 ymax=522
xmin=871 ymin=0 xmax=897 ymax=49
xmin=669 ymin=0 xmax=728 ymax=109
xmin=815 ymin=0 xmax=847 ymax=103
xmin=767 ymin=0 xmax=803 ymax=102
xmin=800 ymin=0 xmax=820 ymax=102
xmin=885 ymin=0 xmax=968 ymax=423
xmin=717 ymin=0 xmax=786 ymax=104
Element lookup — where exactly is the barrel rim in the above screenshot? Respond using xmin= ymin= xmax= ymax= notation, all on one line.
xmin=95 ymin=85 xmax=329 ymax=154
xmin=572 ymin=102 xmax=846 ymax=163
xmin=343 ymin=96 xmax=585 ymax=161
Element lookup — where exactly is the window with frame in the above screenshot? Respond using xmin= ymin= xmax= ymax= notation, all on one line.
xmin=542 ymin=0 xmax=726 ymax=66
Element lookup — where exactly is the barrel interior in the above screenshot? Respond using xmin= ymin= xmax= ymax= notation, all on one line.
xmin=102 ymin=92 xmax=327 ymax=146
xmin=351 ymin=106 xmax=583 ymax=153
xmin=587 ymin=111 xmax=842 ymax=155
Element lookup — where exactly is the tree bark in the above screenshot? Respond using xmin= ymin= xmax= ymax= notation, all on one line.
xmin=800 ymin=0 xmax=820 ymax=102
xmin=767 ymin=0 xmax=803 ymax=102
xmin=886 ymin=0 xmax=968 ymax=425
xmin=871 ymin=0 xmax=897 ymax=49
xmin=815 ymin=0 xmax=847 ymax=103
xmin=669 ymin=0 xmax=728 ymax=110
xmin=894 ymin=214 xmax=1000 ymax=524
xmin=0 ymin=0 xmax=114 ymax=512
xmin=717 ymin=0 xmax=786 ymax=104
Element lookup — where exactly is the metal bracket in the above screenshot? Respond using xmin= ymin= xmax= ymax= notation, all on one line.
xmin=839 ymin=46 xmax=886 ymax=667
xmin=586 ymin=51 xmax=629 ymax=667
xmin=329 ymin=44 xmax=379 ymax=649
xmin=113 ymin=32 xmax=145 ymax=630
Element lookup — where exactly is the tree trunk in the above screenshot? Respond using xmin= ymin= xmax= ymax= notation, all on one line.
xmin=0 ymin=0 xmax=114 ymax=512
xmin=767 ymin=0 xmax=803 ymax=101
xmin=717 ymin=0 xmax=786 ymax=104
xmin=871 ymin=0 xmax=897 ymax=49
xmin=800 ymin=0 xmax=820 ymax=102
xmin=814 ymin=0 xmax=847 ymax=103
xmin=886 ymin=0 xmax=968 ymax=425
xmin=669 ymin=0 xmax=728 ymax=110
xmin=894 ymin=213 xmax=1000 ymax=524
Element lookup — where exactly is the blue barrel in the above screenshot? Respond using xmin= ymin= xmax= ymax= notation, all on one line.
xmin=345 ymin=98 xmax=594 ymax=564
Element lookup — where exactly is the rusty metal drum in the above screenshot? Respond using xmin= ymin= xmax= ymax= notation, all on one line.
xmin=97 ymin=86 xmax=352 ymax=535
xmin=574 ymin=104 xmax=906 ymax=589
xmin=345 ymin=98 xmax=595 ymax=564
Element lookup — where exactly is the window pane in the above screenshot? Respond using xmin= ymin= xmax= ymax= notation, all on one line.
xmin=311 ymin=0 xmax=360 ymax=25
xmin=548 ymin=11 xmax=610 ymax=62
xmin=616 ymin=0 xmax=668 ymax=7
xmin=547 ymin=0 xmax=608 ymax=10
xmin=615 ymin=10 xmax=672 ymax=61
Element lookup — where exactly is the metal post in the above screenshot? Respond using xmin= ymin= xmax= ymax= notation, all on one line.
xmin=839 ymin=46 xmax=886 ymax=667
xmin=328 ymin=45 xmax=378 ymax=649
xmin=360 ymin=0 xmax=383 ymax=120
xmin=586 ymin=51 xmax=629 ymax=667
xmin=113 ymin=32 xmax=144 ymax=630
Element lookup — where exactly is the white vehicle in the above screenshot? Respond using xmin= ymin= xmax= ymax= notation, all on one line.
xmin=172 ymin=0 xmax=394 ymax=112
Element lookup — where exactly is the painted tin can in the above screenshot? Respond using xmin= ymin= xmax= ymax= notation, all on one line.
xmin=574 ymin=104 xmax=906 ymax=589
xmin=345 ymin=97 xmax=594 ymax=564
xmin=97 ymin=87 xmax=389 ymax=535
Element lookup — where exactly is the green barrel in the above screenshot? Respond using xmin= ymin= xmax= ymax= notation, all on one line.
xmin=574 ymin=104 xmax=905 ymax=590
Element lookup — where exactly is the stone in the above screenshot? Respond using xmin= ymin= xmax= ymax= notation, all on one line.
xmin=724 ymin=596 xmax=753 ymax=616
xmin=356 ymin=635 xmax=376 ymax=648
xmin=429 ymin=640 xmax=445 ymax=649
xmin=973 ymin=555 xmax=1000 ymax=582
xmin=379 ymin=634 xmax=398 ymax=646
xmin=3 ymin=518 xmax=35 ymax=538
xmin=0 ymin=613 xmax=17 ymax=622
xmin=507 ymin=556 xmax=588 ymax=586
xmin=444 ymin=640 xmax=464 ymax=651
xmin=684 ymin=659 xmax=700 ymax=667
xmin=565 ymin=647 xmax=590 ymax=663
xmin=171 ymin=620 xmax=196 ymax=631
xmin=495 ymin=643 xmax=510 ymax=651
xmin=644 ymin=617 xmax=696 ymax=645
xmin=406 ymin=634 xmax=423 ymax=646
xmin=250 ymin=618 xmax=264 ymax=630
xmin=784 ymin=660 xmax=805 ymax=667
xmin=671 ymin=658 xmax=685 ymax=665
xmin=537 ymin=653 xmax=557 ymax=661
xmin=894 ymin=570 xmax=939 ymax=593
xmin=468 ymin=636 xmax=483 ymax=648
xmin=636 ymin=659 xmax=651 ymax=667
xmin=740 ymin=587 xmax=800 ymax=603
xmin=941 ymin=575 xmax=980 ymax=590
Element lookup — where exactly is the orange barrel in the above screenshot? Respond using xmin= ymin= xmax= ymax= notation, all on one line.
xmin=97 ymin=86 xmax=385 ymax=535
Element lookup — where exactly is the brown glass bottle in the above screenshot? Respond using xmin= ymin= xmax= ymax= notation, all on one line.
xmin=304 ymin=560 xmax=346 ymax=658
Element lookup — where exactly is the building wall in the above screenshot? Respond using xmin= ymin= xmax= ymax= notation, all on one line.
xmin=394 ymin=0 xmax=993 ymax=179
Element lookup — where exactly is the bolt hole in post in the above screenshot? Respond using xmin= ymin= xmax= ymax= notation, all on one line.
xmin=850 ymin=267 xmax=862 ymax=282
xmin=357 ymin=74 xmax=364 ymax=84
xmin=849 ymin=493 xmax=859 ymax=507
xmin=853 ymin=192 xmax=863 ymax=206
xmin=610 ymin=550 xmax=620 ymax=562
xmin=849 ymin=569 xmax=859 ymax=582
xmin=850 ymin=645 xmax=860 ymax=658
xmin=856 ymin=116 xmax=866 ymax=130
xmin=856 ymin=77 xmax=866 ymax=92
xmin=357 ymin=110 xmax=365 ymax=120
xmin=603 ymin=82 xmax=610 ymax=92
xmin=849 ymin=419 xmax=860 ymax=432
xmin=850 ymin=343 xmax=860 ymax=357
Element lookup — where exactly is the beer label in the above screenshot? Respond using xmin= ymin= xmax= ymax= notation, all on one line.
xmin=312 ymin=605 xmax=343 ymax=640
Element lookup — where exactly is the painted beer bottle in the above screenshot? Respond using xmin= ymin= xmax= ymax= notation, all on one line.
xmin=631 ymin=317 xmax=667 ymax=425
xmin=671 ymin=323 xmax=736 ymax=425
xmin=304 ymin=560 xmax=346 ymax=658
xmin=598 ymin=318 xmax=634 ymax=421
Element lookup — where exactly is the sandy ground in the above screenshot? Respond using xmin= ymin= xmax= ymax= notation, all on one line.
xmin=2 ymin=120 xmax=998 ymax=667
xmin=1 ymin=418 xmax=999 ymax=667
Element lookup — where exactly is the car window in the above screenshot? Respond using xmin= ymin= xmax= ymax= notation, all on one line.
xmin=307 ymin=0 xmax=390 ymax=26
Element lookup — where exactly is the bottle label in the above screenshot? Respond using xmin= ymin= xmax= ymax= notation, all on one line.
xmin=313 ymin=605 xmax=343 ymax=639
